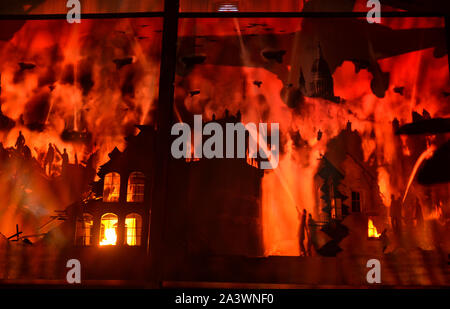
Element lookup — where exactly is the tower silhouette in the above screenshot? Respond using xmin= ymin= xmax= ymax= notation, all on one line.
xmin=309 ymin=43 xmax=337 ymax=102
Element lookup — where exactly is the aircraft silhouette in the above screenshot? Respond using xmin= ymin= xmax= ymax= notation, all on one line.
xmin=177 ymin=17 xmax=446 ymax=104
xmin=0 ymin=0 xmax=447 ymax=106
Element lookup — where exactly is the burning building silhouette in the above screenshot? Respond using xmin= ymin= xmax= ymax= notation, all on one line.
xmin=71 ymin=111 xmax=265 ymax=279
xmin=0 ymin=3 xmax=449 ymax=287
xmin=313 ymin=121 xmax=387 ymax=256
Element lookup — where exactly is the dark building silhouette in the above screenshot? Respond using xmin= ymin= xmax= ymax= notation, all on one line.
xmin=309 ymin=44 xmax=340 ymax=103
xmin=72 ymin=111 xmax=265 ymax=279
xmin=313 ymin=121 xmax=387 ymax=256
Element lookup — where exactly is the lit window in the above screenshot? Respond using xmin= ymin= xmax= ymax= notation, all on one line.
xmin=352 ymin=191 xmax=361 ymax=212
xmin=330 ymin=184 xmax=342 ymax=220
xmin=216 ymin=2 xmax=239 ymax=12
xmin=331 ymin=198 xmax=343 ymax=220
xmin=76 ymin=213 xmax=93 ymax=246
xmin=127 ymin=172 xmax=146 ymax=202
xmin=99 ymin=213 xmax=118 ymax=246
xmin=125 ymin=213 xmax=142 ymax=246
xmin=368 ymin=218 xmax=381 ymax=238
xmin=103 ymin=172 xmax=120 ymax=202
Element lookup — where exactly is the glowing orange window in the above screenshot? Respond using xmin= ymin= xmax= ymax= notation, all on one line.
xmin=103 ymin=172 xmax=120 ymax=202
xmin=127 ymin=172 xmax=145 ymax=202
xmin=99 ymin=213 xmax=118 ymax=246
xmin=125 ymin=213 xmax=142 ymax=246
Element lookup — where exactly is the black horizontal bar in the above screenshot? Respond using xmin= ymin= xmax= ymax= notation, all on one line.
xmin=0 ymin=12 xmax=164 ymax=20
xmin=179 ymin=11 xmax=447 ymax=18
xmin=0 ymin=11 xmax=446 ymax=21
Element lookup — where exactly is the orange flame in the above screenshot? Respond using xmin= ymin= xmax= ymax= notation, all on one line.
xmin=99 ymin=228 xmax=117 ymax=246
xmin=368 ymin=219 xmax=381 ymax=238
xmin=425 ymin=203 xmax=443 ymax=220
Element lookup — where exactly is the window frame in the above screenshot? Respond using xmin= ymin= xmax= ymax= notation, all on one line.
xmin=103 ymin=172 xmax=121 ymax=202
xmin=125 ymin=213 xmax=143 ymax=246
xmin=76 ymin=213 xmax=94 ymax=246
xmin=127 ymin=172 xmax=146 ymax=203
xmin=99 ymin=213 xmax=119 ymax=246
xmin=351 ymin=191 xmax=361 ymax=213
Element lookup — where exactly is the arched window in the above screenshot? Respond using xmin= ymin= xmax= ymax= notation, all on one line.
xmin=76 ymin=213 xmax=93 ymax=246
xmin=127 ymin=172 xmax=145 ymax=202
xmin=125 ymin=213 xmax=142 ymax=246
xmin=103 ymin=172 xmax=120 ymax=202
xmin=99 ymin=213 xmax=118 ymax=246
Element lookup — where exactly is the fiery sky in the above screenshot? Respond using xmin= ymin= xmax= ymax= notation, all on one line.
xmin=175 ymin=17 xmax=450 ymax=255
xmin=0 ymin=15 xmax=448 ymax=255
xmin=0 ymin=17 xmax=162 ymax=236
xmin=0 ymin=18 xmax=162 ymax=164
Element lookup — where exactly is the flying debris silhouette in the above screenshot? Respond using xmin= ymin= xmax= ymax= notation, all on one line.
xmin=253 ymin=80 xmax=263 ymax=88
xmin=189 ymin=90 xmax=200 ymax=97
xmin=18 ymin=62 xmax=36 ymax=71
xmin=262 ymin=50 xmax=286 ymax=63
xmin=393 ymin=86 xmax=405 ymax=95
xmin=113 ymin=57 xmax=133 ymax=69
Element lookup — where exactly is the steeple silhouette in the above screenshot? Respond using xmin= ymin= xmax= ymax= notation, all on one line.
xmin=299 ymin=67 xmax=306 ymax=94
xmin=309 ymin=43 xmax=339 ymax=102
